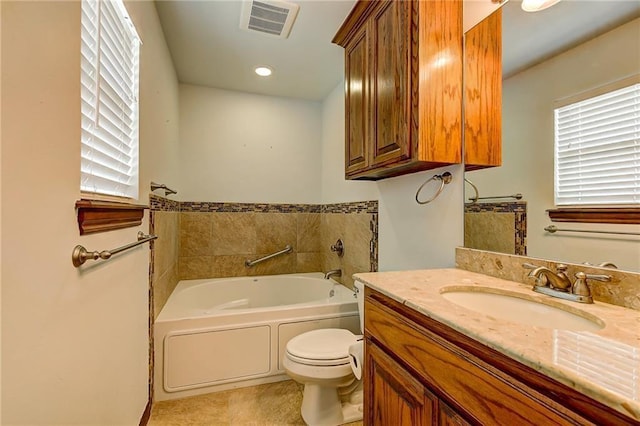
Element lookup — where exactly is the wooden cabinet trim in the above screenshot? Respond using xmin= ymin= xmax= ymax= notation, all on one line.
xmin=345 ymin=25 xmax=370 ymax=175
xmin=365 ymin=287 xmax=636 ymax=425
xmin=332 ymin=1 xmax=380 ymax=46
xmin=75 ymin=199 xmax=148 ymax=235
xmin=547 ymin=207 xmax=640 ymax=224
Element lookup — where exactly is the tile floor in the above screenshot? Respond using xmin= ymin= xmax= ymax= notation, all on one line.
xmin=148 ymin=380 xmax=363 ymax=426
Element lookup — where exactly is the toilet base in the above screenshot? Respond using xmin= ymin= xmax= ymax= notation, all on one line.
xmin=300 ymin=384 xmax=363 ymax=426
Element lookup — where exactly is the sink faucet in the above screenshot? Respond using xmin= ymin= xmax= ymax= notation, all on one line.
xmin=523 ymin=263 xmax=611 ymax=304
xmin=324 ymin=269 xmax=342 ymax=280
xmin=527 ymin=264 xmax=572 ymax=291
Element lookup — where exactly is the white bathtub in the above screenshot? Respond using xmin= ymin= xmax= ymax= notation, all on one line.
xmin=153 ymin=272 xmax=360 ymax=401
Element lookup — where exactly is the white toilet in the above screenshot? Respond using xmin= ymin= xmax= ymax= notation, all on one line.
xmin=283 ymin=280 xmax=365 ymax=426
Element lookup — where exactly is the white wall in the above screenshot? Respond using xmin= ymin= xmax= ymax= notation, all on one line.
xmin=466 ymin=18 xmax=640 ymax=271
xmin=377 ymin=165 xmax=464 ymax=271
xmin=321 ymin=83 xmax=464 ymax=271
xmin=320 ymin=83 xmax=379 ymax=203
xmin=0 ymin=1 xmax=179 ymax=424
xmin=179 ymin=84 xmax=323 ymax=203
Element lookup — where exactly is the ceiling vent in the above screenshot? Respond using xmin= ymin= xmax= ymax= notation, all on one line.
xmin=240 ymin=0 xmax=300 ymax=39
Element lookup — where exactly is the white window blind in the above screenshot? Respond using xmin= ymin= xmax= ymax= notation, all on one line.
xmin=554 ymin=81 xmax=640 ymax=206
xmin=81 ymin=0 xmax=140 ymax=199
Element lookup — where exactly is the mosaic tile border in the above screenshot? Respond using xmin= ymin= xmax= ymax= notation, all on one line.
xmin=179 ymin=202 xmax=323 ymax=213
xmin=323 ymin=200 xmax=378 ymax=214
xmin=151 ymin=198 xmax=379 ymax=214
xmin=464 ymin=201 xmax=527 ymax=256
xmin=149 ymin=194 xmax=180 ymax=212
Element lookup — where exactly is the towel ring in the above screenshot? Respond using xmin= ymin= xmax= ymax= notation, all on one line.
xmin=415 ymin=172 xmax=453 ymax=205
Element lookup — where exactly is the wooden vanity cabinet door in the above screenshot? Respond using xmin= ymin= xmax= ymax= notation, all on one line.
xmin=369 ymin=0 xmax=414 ymax=168
xmin=365 ymin=340 xmax=437 ymax=425
xmin=345 ymin=25 xmax=370 ymax=176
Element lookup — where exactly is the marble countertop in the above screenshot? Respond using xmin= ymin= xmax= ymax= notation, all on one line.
xmin=353 ymin=268 xmax=640 ymax=421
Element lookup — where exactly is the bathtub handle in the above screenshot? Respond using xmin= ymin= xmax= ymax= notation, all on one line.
xmin=245 ymin=245 xmax=293 ymax=267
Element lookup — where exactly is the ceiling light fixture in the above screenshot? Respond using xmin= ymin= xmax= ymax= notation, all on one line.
xmin=255 ymin=66 xmax=272 ymax=77
xmin=521 ymin=0 xmax=562 ymax=12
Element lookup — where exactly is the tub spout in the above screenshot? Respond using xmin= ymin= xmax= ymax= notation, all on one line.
xmin=324 ymin=269 xmax=342 ymax=280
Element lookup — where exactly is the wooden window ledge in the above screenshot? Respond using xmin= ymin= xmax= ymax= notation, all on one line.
xmin=547 ymin=207 xmax=640 ymax=224
xmin=76 ymin=199 xmax=149 ymax=235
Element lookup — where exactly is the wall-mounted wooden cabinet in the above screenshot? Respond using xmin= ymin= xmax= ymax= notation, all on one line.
xmin=334 ymin=0 xmax=463 ymax=180
xmin=464 ymin=8 xmax=502 ymax=171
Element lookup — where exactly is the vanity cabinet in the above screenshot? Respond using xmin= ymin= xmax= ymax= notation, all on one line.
xmin=333 ymin=0 xmax=463 ymax=180
xmin=464 ymin=7 xmax=502 ymax=170
xmin=363 ymin=286 xmax=635 ymax=425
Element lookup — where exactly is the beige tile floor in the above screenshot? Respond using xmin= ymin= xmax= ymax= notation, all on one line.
xmin=148 ymin=380 xmax=363 ymax=426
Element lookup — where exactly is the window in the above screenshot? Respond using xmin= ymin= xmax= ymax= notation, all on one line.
xmin=554 ymin=77 xmax=640 ymax=207
xmin=81 ymin=0 xmax=140 ymax=199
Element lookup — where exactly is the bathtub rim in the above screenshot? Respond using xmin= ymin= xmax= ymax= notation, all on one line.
xmin=156 ymin=272 xmax=355 ymax=323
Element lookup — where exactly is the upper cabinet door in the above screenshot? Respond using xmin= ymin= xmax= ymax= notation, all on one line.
xmin=334 ymin=0 xmax=463 ymax=181
xmin=370 ymin=1 xmax=413 ymax=168
xmin=464 ymin=8 xmax=502 ymax=170
xmin=345 ymin=25 xmax=370 ymax=176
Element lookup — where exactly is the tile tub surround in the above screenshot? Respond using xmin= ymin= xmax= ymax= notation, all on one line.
xmin=353 ymin=268 xmax=640 ymax=422
xmin=456 ymin=247 xmax=640 ymax=310
xmin=150 ymin=195 xmax=181 ymax=320
xmin=176 ymin=200 xmax=378 ymax=288
xmin=149 ymin=195 xmax=378 ymax=310
xmin=464 ymin=201 xmax=526 ymax=255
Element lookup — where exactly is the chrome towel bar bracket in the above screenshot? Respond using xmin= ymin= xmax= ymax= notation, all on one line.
xmin=72 ymin=231 xmax=158 ymax=267
xmin=415 ymin=172 xmax=453 ymax=205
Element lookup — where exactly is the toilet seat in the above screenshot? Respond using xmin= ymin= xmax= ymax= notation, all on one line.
xmin=286 ymin=329 xmax=358 ymax=366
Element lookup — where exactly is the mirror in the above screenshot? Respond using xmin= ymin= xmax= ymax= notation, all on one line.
xmin=463 ymin=0 xmax=640 ymax=272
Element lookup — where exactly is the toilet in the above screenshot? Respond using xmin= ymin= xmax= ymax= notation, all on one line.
xmin=283 ymin=280 xmax=365 ymax=426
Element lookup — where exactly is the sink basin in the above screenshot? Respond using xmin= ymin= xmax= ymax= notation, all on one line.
xmin=440 ymin=286 xmax=604 ymax=331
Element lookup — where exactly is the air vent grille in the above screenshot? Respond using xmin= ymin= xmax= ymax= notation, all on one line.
xmin=240 ymin=0 xmax=299 ymax=39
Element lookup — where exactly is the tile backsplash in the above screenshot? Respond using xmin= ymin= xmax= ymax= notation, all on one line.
xmin=150 ymin=195 xmax=378 ymax=318
xmin=456 ymin=247 xmax=640 ymax=310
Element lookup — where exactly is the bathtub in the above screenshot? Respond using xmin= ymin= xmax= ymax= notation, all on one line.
xmin=153 ymin=272 xmax=360 ymax=401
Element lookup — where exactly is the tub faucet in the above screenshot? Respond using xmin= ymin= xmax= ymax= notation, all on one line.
xmin=324 ymin=269 xmax=342 ymax=280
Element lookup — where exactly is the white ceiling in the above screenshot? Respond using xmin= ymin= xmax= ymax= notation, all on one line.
xmin=503 ymin=0 xmax=640 ymax=78
xmin=155 ymin=0 xmax=356 ymax=101
xmin=155 ymin=0 xmax=640 ymax=101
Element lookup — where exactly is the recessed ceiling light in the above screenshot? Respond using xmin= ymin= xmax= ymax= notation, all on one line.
xmin=255 ymin=66 xmax=272 ymax=77
xmin=521 ymin=0 xmax=562 ymax=12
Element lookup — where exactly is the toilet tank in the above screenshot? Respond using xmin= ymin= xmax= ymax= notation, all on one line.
xmin=354 ymin=280 xmax=365 ymax=333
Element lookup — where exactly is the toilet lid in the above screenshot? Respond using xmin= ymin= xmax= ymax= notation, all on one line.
xmin=286 ymin=329 xmax=357 ymax=365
